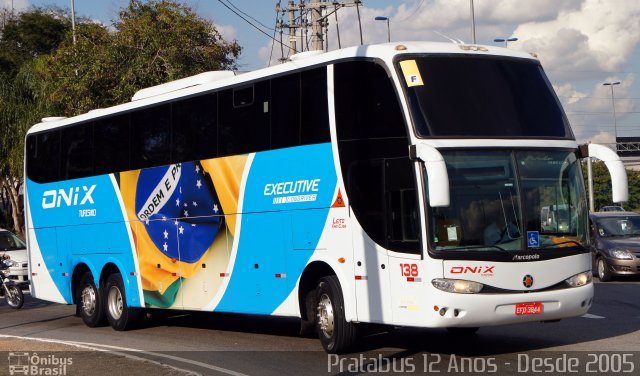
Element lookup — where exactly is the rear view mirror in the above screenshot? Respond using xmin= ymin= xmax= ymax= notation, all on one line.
xmin=410 ymin=144 xmax=450 ymax=207
xmin=585 ymin=143 xmax=629 ymax=203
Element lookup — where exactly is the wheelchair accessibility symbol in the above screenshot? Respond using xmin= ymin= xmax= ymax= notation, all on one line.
xmin=527 ymin=231 xmax=540 ymax=248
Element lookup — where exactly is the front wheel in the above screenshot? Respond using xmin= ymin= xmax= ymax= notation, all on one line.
xmin=104 ymin=273 xmax=141 ymax=331
xmin=316 ymin=275 xmax=357 ymax=354
xmin=597 ymin=258 xmax=612 ymax=282
xmin=4 ymin=284 xmax=24 ymax=309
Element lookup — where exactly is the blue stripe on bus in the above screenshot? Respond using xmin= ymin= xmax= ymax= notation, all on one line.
xmin=27 ymin=175 xmax=140 ymax=305
xmin=215 ymin=143 xmax=337 ymax=314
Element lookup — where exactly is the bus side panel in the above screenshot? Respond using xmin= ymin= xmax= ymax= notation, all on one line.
xmin=215 ymin=143 xmax=337 ymax=314
xmin=26 ymin=175 xmax=141 ymax=305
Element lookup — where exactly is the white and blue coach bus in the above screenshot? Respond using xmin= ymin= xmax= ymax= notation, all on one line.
xmin=25 ymin=42 xmax=628 ymax=353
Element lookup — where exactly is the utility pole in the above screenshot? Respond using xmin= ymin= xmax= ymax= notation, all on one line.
xmin=311 ymin=0 xmax=323 ymax=51
xmin=288 ymin=0 xmax=297 ymax=54
xmin=71 ymin=0 xmax=77 ymax=46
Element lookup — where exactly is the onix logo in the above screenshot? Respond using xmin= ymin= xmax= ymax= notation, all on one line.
xmin=42 ymin=185 xmax=96 ymax=209
xmin=450 ymin=266 xmax=495 ymax=275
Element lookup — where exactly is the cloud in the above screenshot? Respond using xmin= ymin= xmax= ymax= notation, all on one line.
xmin=215 ymin=24 xmax=238 ymax=42
xmin=558 ymin=74 xmax=636 ymax=142
xmin=513 ymin=0 xmax=640 ymax=80
xmin=1 ymin=0 xmax=27 ymax=12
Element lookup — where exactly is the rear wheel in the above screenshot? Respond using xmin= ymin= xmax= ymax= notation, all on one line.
xmin=104 ymin=273 xmax=141 ymax=330
xmin=597 ymin=258 xmax=612 ymax=282
xmin=316 ymin=275 xmax=357 ymax=354
xmin=5 ymin=285 xmax=24 ymax=309
xmin=77 ymin=273 xmax=106 ymax=327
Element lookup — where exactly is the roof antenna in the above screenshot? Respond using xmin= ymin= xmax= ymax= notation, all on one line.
xmin=433 ymin=30 xmax=462 ymax=44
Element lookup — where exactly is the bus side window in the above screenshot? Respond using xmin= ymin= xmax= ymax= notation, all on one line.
xmin=300 ymin=67 xmax=330 ymax=145
xmin=131 ymin=104 xmax=171 ymax=169
xmin=62 ymin=124 xmax=93 ymax=180
xmin=94 ymin=115 xmax=130 ymax=175
xmin=27 ymin=131 xmax=61 ymax=183
xmin=271 ymin=73 xmax=301 ymax=149
xmin=218 ymin=81 xmax=270 ymax=156
xmin=172 ymin=93 xmax=218 ymax=162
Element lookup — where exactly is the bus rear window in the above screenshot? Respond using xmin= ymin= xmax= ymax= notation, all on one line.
xmin=399 ymin=55 xmax=573 ymax=139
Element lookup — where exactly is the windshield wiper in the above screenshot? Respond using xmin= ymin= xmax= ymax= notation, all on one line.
xmin=452 ymin=245 xmax=509 ymax=253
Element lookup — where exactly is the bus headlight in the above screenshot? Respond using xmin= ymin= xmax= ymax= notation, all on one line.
xmin=432 ymin=279 xmax=483 ymax=294
xmin=565 ymin=271 xmax=592 ymax=288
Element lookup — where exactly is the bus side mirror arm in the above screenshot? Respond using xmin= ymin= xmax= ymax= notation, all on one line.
xmin=583 ymin=143 xmax=629 ymax=203
xmin=409 ymin=144 xmax=450 ymax=207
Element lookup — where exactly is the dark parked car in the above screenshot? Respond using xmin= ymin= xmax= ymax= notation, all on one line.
xmin=599 ymin=206 xmax=625 ymax=212
xmin=589 ymin=212 xmax=640 ymax=281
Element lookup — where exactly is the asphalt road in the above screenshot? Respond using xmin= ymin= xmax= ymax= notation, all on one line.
xmin=0 ymin=278 xmax=639 ymax=375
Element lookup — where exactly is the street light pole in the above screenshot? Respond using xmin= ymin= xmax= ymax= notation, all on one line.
xmin=374 ymin=16 xmax=390 ymax=42
xmin=470 ymin=0 xmax=476 ymax=44
xmin=603 ymin=81 xmax=621 ymax=144
xmin=70 ymin=0 xmax=77 ymax=46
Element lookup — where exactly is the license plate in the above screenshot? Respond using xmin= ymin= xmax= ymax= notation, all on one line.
xmin=515 ymin=302 xmax=543 ymax=315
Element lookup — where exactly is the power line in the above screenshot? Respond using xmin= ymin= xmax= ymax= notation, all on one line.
xmin=216 ymin=0 xmax=291 ymax=50
xmin=219 ymin=0 xmax=277 ymax=32
xmin=392 ymin=0 xmax=425 ymax=23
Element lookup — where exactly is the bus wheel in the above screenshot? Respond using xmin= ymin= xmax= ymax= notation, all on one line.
xmin=315 ymin=276 xmax=357 ymax=354
xmin=77 ymin=273 xmax=106 ymax=327
xmin=104 ymin=273 xmax=141 ymax=331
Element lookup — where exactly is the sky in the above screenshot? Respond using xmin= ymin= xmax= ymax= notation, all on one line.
xmin=5 ymin=0 xmax=640 ymax=144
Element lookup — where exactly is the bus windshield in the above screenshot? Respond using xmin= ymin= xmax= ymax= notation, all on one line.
xmin=428 ymin=150 xmax=588 ymax=254
xmin=399 ymin=55 xmax=573 ymax=139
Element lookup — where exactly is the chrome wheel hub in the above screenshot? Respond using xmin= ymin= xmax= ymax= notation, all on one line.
xmin=108 ymin=286 xmax=124 ymax=320
xmin=81 ymin=285 xmax=96 ymax=316
xmin=598 ymin=260 xmax=605 ymax=279
xmin=317 ymin=293 xmax=335 ymax=337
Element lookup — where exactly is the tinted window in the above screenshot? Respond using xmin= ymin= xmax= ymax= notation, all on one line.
xmin=61 ymin=124 xmax=93 ymax=180
xmin=218 ymin=82 xmax=270 ymax=156
xmin=131 ymin=104 xmax=171 ymax=169
xmin=300 ymin=68 xmax=330 ymax=144
xmin=26 ymin=131 xmax=60 ymax=183
xmin=173 ymin=93 xmax=218 ymax=161
xmin=400 ymin=55 xmax=572 ymax=138
xmin=94 ymin=115 xmax=130 ymax=174
xmin=271 ymin=74 xmax=300 ymax=149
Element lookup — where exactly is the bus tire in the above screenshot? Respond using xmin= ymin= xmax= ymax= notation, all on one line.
xmin=77 ymin=273 xmax=106 ymax=327
xmin=315 ymin=275 xmax=357 ymax=354
xmin=104 ymin=273 xmax=141 ymax=331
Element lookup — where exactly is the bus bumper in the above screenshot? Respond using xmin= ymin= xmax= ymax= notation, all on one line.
xmin=425 ymin=283 xmax=594 ymax=328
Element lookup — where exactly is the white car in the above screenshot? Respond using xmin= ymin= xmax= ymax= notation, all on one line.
xmin=0 ymin=229 xmax=29 ymax=288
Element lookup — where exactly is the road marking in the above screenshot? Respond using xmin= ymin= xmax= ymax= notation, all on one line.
xmin=582 ymin=313 xmax=605 ymax=319
xmin=0 ymin=334 xmax=247 ymax=376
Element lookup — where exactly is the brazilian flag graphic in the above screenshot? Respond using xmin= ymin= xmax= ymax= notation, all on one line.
xmin=120 ymin=157 xmax=246 ymax=308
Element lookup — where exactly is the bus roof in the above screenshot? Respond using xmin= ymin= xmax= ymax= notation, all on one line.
xmin=27 ymin=41 xmax=537 ymax=135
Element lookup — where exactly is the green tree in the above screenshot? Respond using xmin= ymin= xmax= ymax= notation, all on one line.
xmin=34 ymin=0 xmax=241 ymax=115
xmin=582 ymin=161 xmax=640 ymax=212
xmin=0 ymin=8 xmax=71 ymax=236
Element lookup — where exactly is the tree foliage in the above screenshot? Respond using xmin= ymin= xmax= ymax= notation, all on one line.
xmin=0 ymin=1 xmax=242 ymax=235
xmin=582 ymin=161 xmax=640 ymax=212
xmin=34 ymin=0 xmax=241 ymax=116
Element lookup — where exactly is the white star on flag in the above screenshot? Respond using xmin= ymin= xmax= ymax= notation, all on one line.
xmin=176 ymin=198 xmax=180 ymax=206
xmin=184 ymin=210 xmax=189 ymax=217
xmin=195 ymin=165 xmax=200 ymax=173
xmin=163 ymin=242 xmax=168 ymax=252
xmin=192 ymin=201 xmax=198 ymax=207
xmin=163 ymin=229 xmax=169 ymax=239
xmin=196 ymin=180 xmax=202 ymax=189
xmin=213 ymin=204 xmax=219 ymax=213
xmin=179 ymin=226 xmax=184 ymax=235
